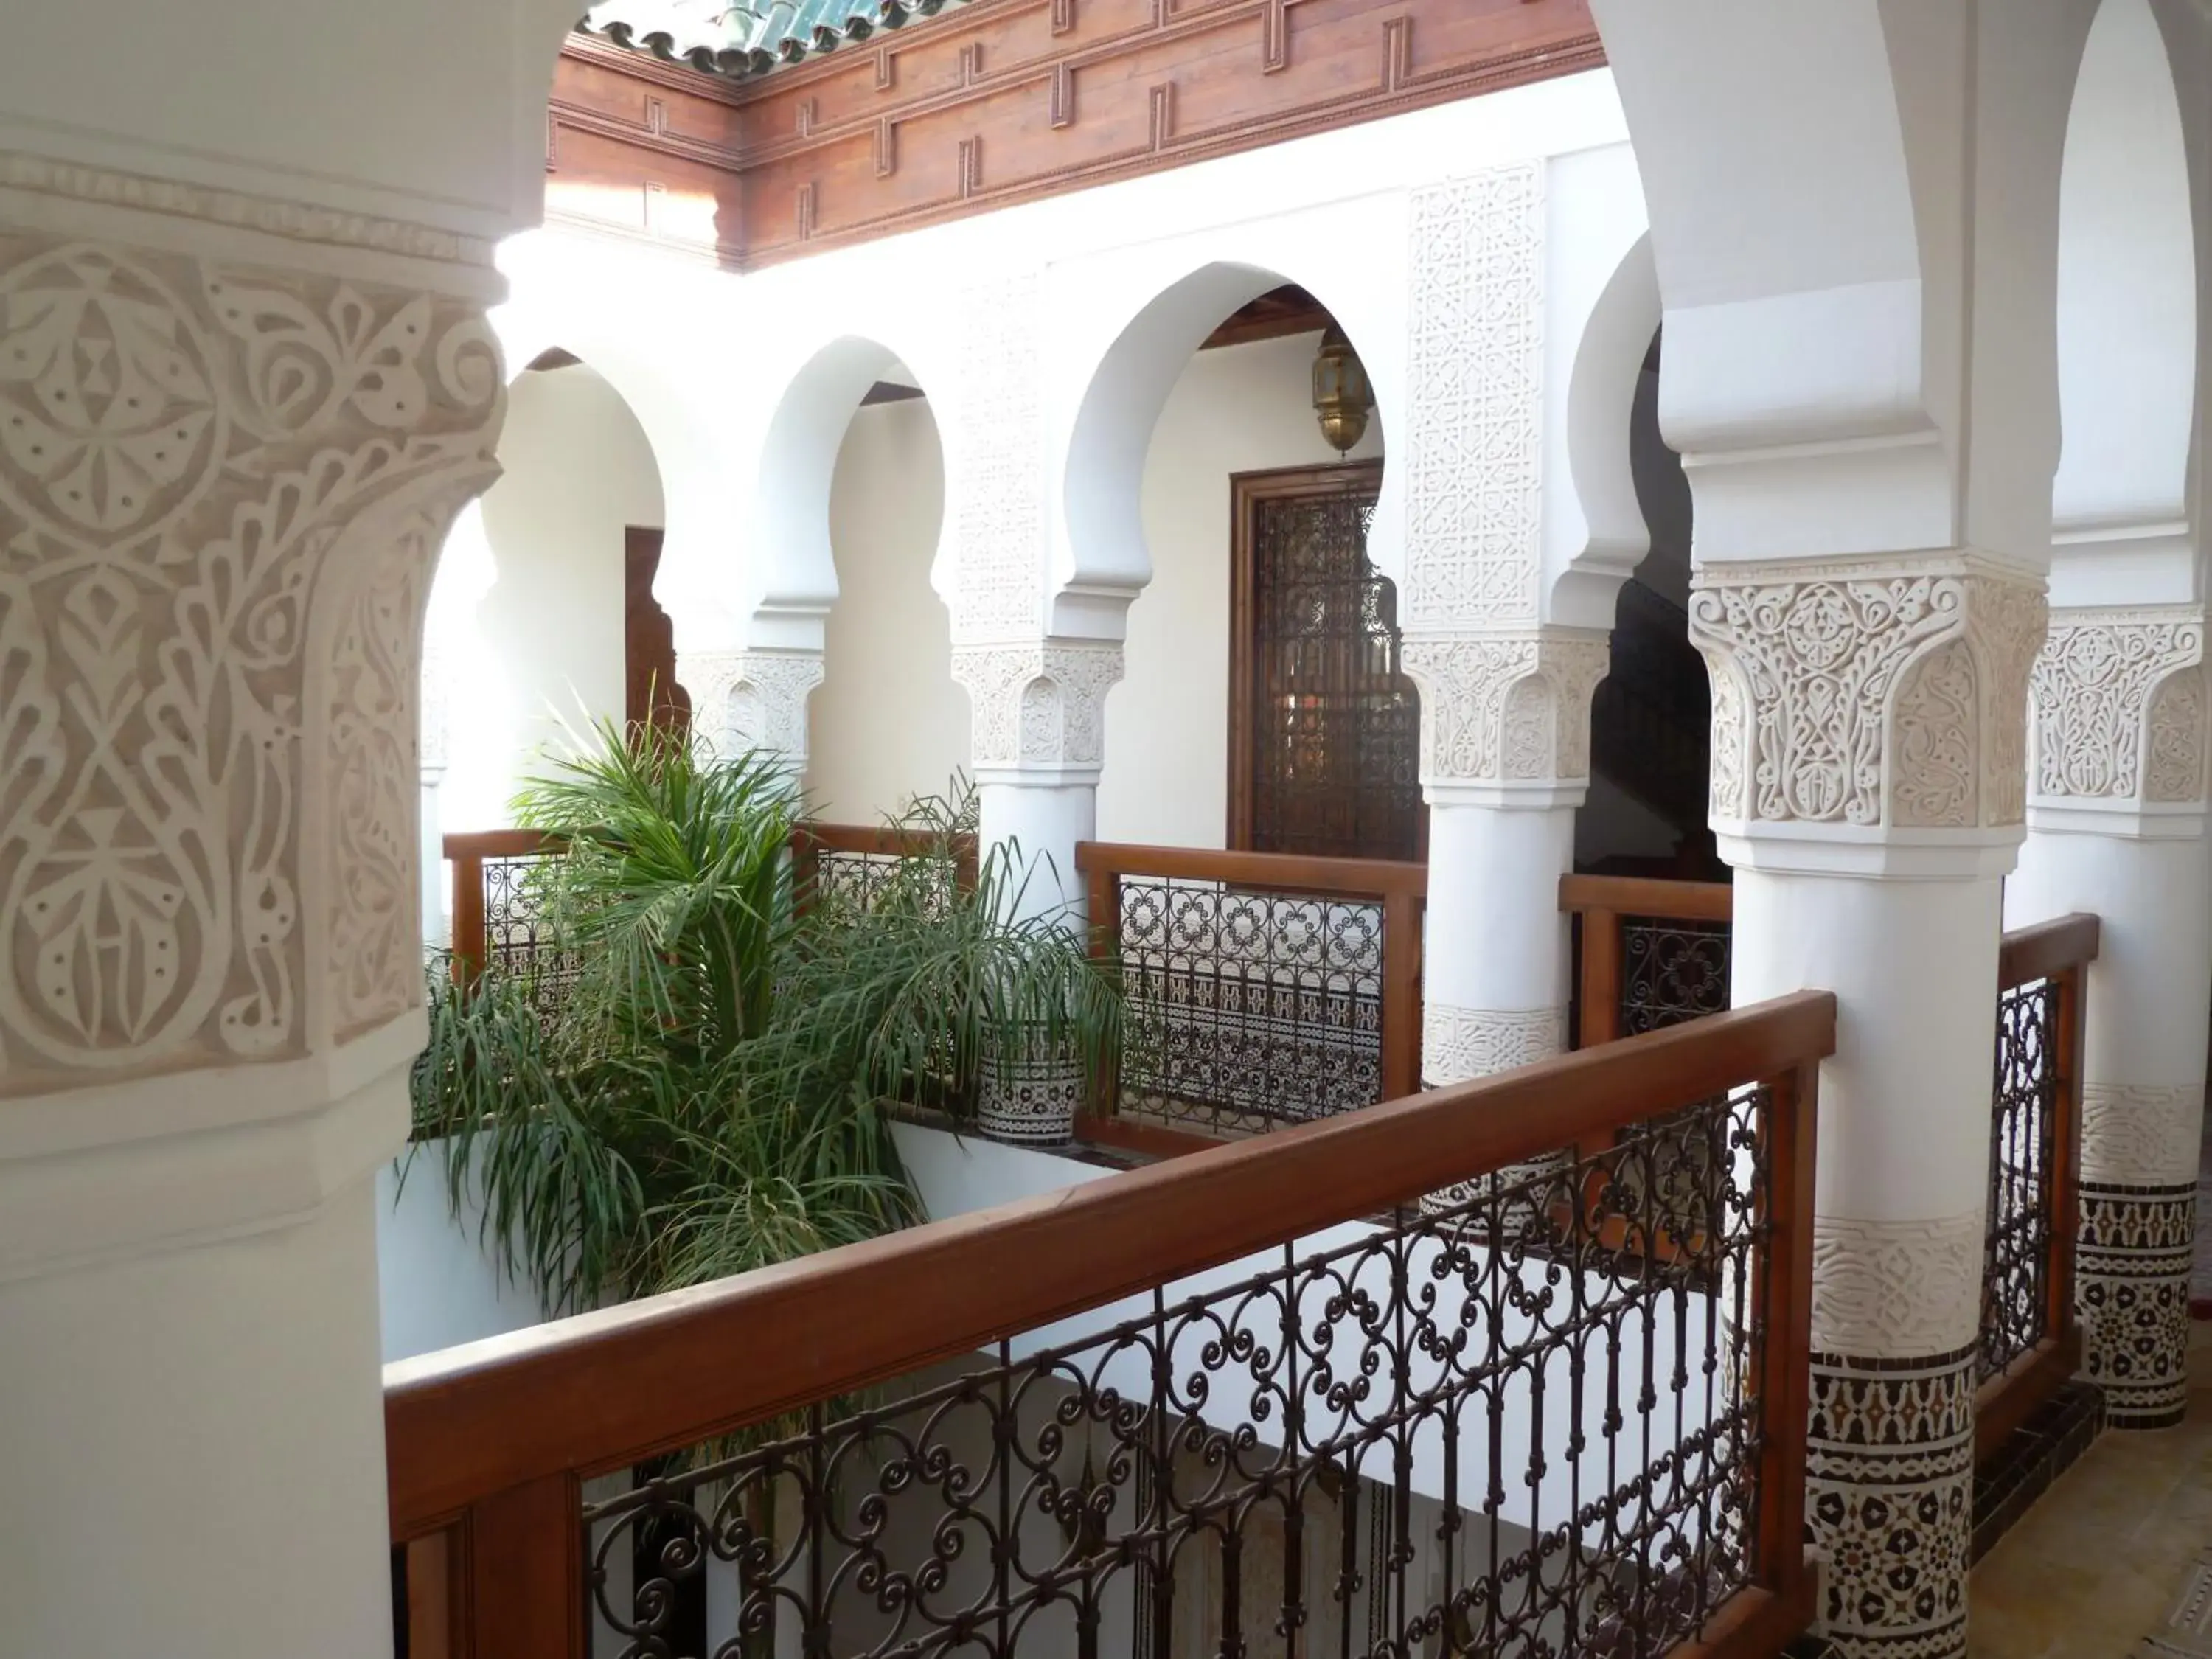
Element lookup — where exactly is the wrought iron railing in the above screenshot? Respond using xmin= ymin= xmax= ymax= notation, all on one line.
xmin=1075 ymin=842 xmax=1424 ymax=1147
xmin=444 ymin=823 xmax=976 ymax=992
xmin=1975 ymin=915 xmax=2094 ymax=1460
xmin=791 ymin=821 xmax=978 ymax=917
xmin=444 ymin=829 xmax=573 ymax=994
xmin=387 ymin=992 xmax=1835 ymax=1659
xmin=1562 ymin=875 xmax=1734 ymax=1047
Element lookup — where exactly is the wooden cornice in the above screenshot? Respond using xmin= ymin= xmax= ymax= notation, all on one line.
xmin=545 ymin=0 xmax=1602 ymax=273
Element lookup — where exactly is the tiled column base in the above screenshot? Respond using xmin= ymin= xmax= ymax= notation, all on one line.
xmin=1806 ymin=1343 xmax=1975 ymax=1659
xmin=2079 ymin=1182 xmax=2195 ymax=1429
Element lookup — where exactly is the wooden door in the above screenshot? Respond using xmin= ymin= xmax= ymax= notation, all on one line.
xmin=1228 ymin=463 xmax=1421 ymax=861
xmin=624 ymin=525 xmax=691 ymax=736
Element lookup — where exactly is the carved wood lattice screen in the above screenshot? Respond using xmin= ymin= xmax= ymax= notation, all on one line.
xmin=1231 ymin=463 xmax=1421 ymax=862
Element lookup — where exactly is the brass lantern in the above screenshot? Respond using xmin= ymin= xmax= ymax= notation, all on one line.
xmin=1311 ymin=322 xmax=1373 ymax=454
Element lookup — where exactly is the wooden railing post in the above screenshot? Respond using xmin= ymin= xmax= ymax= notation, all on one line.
xmin=451 ymin=848 xmax=487 ymax=990
xmin=789 ymin=825 xmax=821 ymax=919
xmin=1380 ymin=885 xmax=1422 ymax=1099
xmin=1578 ymin=905 xmax=1622 ymax=1049
xmin=2049 ymin=956 xmax=2088 ymax=1364
xmin=1083 ymin=851 xmax=1122 ymax=1122
xmin=465 ymin=1474 xmax=585 ymax=1659
xmin=1755 ymin=1057 xmax=1820 ymax=1613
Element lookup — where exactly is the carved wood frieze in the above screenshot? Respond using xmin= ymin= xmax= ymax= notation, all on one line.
xmin=544 ymin=0 xmax=1602 ymax=269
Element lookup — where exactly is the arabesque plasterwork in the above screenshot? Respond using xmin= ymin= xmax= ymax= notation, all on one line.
xmin=682 ymin=648 xmax=824 ymax=768
xmin=0 ymin=233 xmax=501 ymax=1091
xmin=1403 ymin=164 xmax=1544 ymax=631
xmin=1809 ymin=1211 xmax=1985 ymax=1360
xmin=1419 ymin=1004 xmax=1566 ymax=1087
xmin=2027 ymin=607 xmax=2207 ymax=809
xmin=1690 ymin=558 xmax=2047 ymax=832
xmin=2080 ymin=1081 xmax=2204 ymax=1188
xmin=951 ymin=641 xmax=1124 ymax=773
xmin=1400 ymin=631 xmax=1609 ymax=787
xmin=950 ymin=274 xmax=1044 ymax=642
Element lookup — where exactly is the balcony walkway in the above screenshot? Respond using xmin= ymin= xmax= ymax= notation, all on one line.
xmin=1969 ymin=1324 xmax=2212 ymax=1656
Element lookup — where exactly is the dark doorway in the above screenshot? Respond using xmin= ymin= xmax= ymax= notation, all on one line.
xmin=1228 ymin=462 xmax=1422 ymax=862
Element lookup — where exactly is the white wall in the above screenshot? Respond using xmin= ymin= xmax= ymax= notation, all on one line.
xmin=806 ymin=398 xmax=967 ymax=821
xmin=375 ymin=1140 xmax=546 ymax=1363
xmin=1100 ymin=332 xmax=1386 ymax=848
xmin=431 ymin=361 xmax=666 ymax=832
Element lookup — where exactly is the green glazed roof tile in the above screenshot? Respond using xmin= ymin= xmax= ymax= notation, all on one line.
xmin=581 ymin=0 xmax=973 ymax=80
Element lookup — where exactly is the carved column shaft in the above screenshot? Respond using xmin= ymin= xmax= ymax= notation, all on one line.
xmin=1692 ymin=554 xmax=2048 ymax=1659
xmin=0 ymin=182 xmax=501 ymax=1658
xmin=2009 ymin=605 xmax=2209 ymax=1428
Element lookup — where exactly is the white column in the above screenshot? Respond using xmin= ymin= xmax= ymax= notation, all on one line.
xmin=1402 ymin=633 xmax=1610 ymax=1106
xmin=1693 ymin=558 xmax=2048 ymax=1659
xmin=0 ymin=190 xmax=503 ymax=1656
xmin=420 ymin=641 xmax=453 ymax=947
xmin=2008 ymin=605 xmax=2209 ymax=1427
xmin=951 ymin=640 xmax=1124 ymax=922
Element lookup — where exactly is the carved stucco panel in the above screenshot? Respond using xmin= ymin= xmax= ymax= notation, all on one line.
xmin=1401 ymin=631 xmax=1607 ymax=786
xmin=0 ymin=235 xmax=502 ymax=1089
xmin=2028 ymin=608 xmax=2206 ymax=807
xmin=1688 ymin=560 xmax=2045 ymax=831
xmin=681 ymin=648 xmax=824 ymax=767
xmin=1404 ymin=164 xmax=1544 ymax=632
xmin=950 ymin=274 xmax=1044 ymax=642
xmin=1421 ymin=1004 xmax=1566 ymax=1087
xmin=2081 ymin=1081 xmax=2204 ymax=1187
xmin=1809 ymin=1211 xmax=1985 ymax=1358
xmin=952 ymin=641 xmax=1124 ymax=771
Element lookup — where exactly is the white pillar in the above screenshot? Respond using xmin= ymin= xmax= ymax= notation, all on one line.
xmin=1693 ymin=557 xmax=2048 ymax=1659
xmin=2008 ymin=605 xmax=2209 ymax=1427
xmin=0 ymin=191 xmax=503 ymax=1656
xmin=1402 ymin=633 xmax=1610 ymax=1099
xmin=951 ymin=641 xmax=1123 ymax=922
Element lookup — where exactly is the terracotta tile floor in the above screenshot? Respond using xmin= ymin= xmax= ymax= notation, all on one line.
xmin=1968 ymin=1324 xmax=2212 ymax=1655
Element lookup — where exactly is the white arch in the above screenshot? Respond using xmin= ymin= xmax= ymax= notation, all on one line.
xmin=1054 ymin=254 xmax=1402 ymax=636
xmin=1549 ymin=232 xmax=1660 ymax=631
xmin=1592 ymin=0 xmax=2096 ymax=565
xmin=748 ymin=335 xmax=937 ymax=651
xmin=2051 ymin=0 xmax=2198 ymax=602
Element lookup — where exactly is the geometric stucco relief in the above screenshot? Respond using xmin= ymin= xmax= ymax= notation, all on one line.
xmin=1403 ymin=163 xmax=1543 ymax=632
xmin=2028 ymin=607 xmax=2207 ymax=807
xmin=2080 ymin=1081 xmax=2205 ymax=1188
xmin=1809 ymin=1210 xmax=1986 ymax=1359
xmin=950 ymin=272 xmax=1044 ymax=643
xmin=1690 ymin=557 xmax=2047 ymax=832
xmin=0 ymin=235 xmax=501 ymax=1089
xmin=1399 ymin=630 xmax=1609 ymax=786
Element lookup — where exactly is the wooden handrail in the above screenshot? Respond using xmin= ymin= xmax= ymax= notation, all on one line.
xmin=1559 ymin=872 xmax=1733 ymax=923
xmin=790 ymin=821 xmax=979 ymax=864
xmin=1997 ymin=911 xmax=2100 ymax=990
xmin=1075 ymin=838 xmax=1427 ymax=898
xmin=444 ymin=829 xmax=563 ymax=860
xmin=386 ymin=988 xmax=1834 ymax=1537
xmin=1076 ymin=839 xmax=1427 ymax=1105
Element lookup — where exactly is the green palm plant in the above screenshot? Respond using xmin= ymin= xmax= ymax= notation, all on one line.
xmin=408 ymin=721 xmax=1120 ymax=1318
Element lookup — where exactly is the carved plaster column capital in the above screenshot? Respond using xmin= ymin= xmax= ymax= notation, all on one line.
xmin=1688 ymin=554 xmax=2048 ymax=876
xmin=1399 ymin=630 xmax=1610 ymax=807
xmin=2025 ymin=604 xmax=2208 ymax=835
xmin=681 ymin=647 xmax=824 ymax=773
xmin=950 ymin=640 xmax=1124 ymax=785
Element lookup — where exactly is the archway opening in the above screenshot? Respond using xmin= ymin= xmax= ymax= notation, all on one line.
xmin=420 ymin=345 xmax=671 ymax=930
xmin=802 ymin=357 xmax=960 ymax=823
xmin=1076 ymin=271 xmax=1413 ymax=860
xmin=1573 ymin=327 xmax=1723 ymax=882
